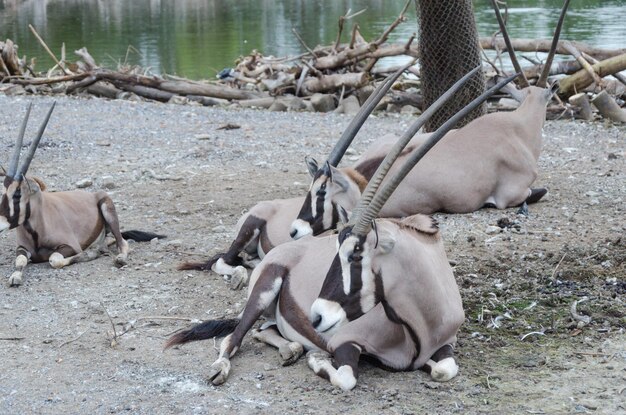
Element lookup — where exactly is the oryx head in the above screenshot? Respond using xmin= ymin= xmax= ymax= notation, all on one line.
xmin=310 ymin=68 xmax=519 ymax=336
xmin=1 ymin=103 xmax=56 ymax=234
xmin=290 ymin=157 xmax=355 ymax=239
xmin=290 ymin=62 xmax=415 ymax=240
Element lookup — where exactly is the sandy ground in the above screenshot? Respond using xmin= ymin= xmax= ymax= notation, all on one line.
xmin=0 ymin=94 xmax=624 ymax=415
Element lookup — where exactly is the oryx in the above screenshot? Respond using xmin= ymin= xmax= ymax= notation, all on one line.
xmin=1 ymin=103 xmax=164 ymax=286
xmin=177 ymin=63 xmax=415 ymax=289
xmin=164 ymin=70 xmax=517 ymax=389
xmin=289 ymin=0 xmax=570 ymax=239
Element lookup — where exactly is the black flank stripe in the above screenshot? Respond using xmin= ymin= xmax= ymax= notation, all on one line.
xmin=381 ymin=299 xmax=420 ymax=368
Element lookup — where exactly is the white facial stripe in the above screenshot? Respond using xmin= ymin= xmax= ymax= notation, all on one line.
xmin=338 ymin=235 xmax=377 ymax=313
xmin=322 ymin=196 xmax=334 ymax=230
xmin=338 ymin=237 xmax=356 ymax=295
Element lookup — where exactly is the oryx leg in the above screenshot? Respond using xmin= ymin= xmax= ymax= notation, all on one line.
xmin=422 ymin=344 xmax=459 ymax=382
xmin=307 ymin=342 xmax=360 ymax=391
xmin=96 ymin=192 xmax=129 ymax=267
xmin=48 ymin=232 xmax=108 ymax=269
xmin=8 ymin=246 xmax=31 ymax=287
xmin=251 ymin=326 xmax=304 ymax=366
xmin=207 ymin=264 xmax=287 ymax=385
xmin=213 ymin=215 xmax=267 ymax=290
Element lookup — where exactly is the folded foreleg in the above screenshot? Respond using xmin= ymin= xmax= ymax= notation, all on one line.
xmin=307 ymin=342 xmax=361 ymax=391
xmin=7 ymin=246 xmax=30 ymax=286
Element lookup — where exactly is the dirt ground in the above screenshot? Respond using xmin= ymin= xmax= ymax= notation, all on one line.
xmin=0 ymin=94 xmax=624 ymax=415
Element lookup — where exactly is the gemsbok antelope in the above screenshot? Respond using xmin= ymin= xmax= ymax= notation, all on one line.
xmin=164 ymin=71 xmax=517 ymax=389
xmin=1 ymin=103 xmax=164 ymax=286
xmin=177 ymin=63 xmax=414 ymax=289
xmin=289 ymin=0 xmax=570 ymax=240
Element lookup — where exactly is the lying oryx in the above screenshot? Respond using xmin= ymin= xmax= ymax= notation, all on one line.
xmin=289 ymin=2 xmax=569 ymax=239
xmin=1 ymin=103 xmax=164 ymax=286
xmin=164 ymin=71 xmax=515 ymax=389
xmin=177 ymin=64 xmax=413 ymax=289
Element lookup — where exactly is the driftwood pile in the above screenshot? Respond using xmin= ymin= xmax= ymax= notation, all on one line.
xmin=1 ymin=10 xmax=626 ymax=122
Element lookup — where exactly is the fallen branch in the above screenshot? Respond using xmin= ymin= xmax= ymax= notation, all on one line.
xmin=29 ymin=24 xmax=69 ymax=75
xmin=558 ymin=53 xmax=626 ymax=97
xmin=479 ymin=37 xmax=626 ymax=61
xmin=58 ymin=327 xmax=91 ymax=348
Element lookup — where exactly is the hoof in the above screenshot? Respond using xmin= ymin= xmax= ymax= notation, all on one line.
xmin=8 ymin=272 xmax=22 ymax=287
xmin=334 ymin=365 xmax=357 ymax=391
xmin=430 ymin=357 xmax=459 ymax=382
xmin=114 ymin=254 xmax=128 ymax=268
xmin=278 ymin=342 xmax=304 ymax=366
xmin=207 ymin=357 xmax=231 ymax=385
xmin=229 ymin=267 xmax=249 ymax=290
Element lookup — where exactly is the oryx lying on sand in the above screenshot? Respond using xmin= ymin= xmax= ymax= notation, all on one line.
xmin=164 ymin=71 xmax=516 ymax=390
xmin=1 ymin=103 xmax=164 ymax=286
xmin=289 ymin=1 xmax=570 ymax=240
xmin=177 ymin=64 xmax=414 ymax=289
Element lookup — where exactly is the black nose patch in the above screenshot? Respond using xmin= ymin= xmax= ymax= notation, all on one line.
xmin=311 ymin=314 xmax=322 ymax=329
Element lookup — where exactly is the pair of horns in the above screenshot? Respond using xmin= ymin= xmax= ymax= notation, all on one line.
xmin=326 ymin=60 xmax=415 ymax=167
xmin=348 ymin=69 xmax=519 ymax=237
xmin=490 ymin=0 xmax=570 ymax=88
xmin=7 ymin=102 xmax=56 ymax=180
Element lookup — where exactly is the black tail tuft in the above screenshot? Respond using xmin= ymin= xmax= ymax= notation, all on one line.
xmin=122 ymin=230 xmax=166 ymax=242
xmin=164 ymin=319 xmax=240 ymax=349
xmin=526 ymin=188 xmax=548 ymax=204
xmin=176 ymin=253 xmax=244 ymax=272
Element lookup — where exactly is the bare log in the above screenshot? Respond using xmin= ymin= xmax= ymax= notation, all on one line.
xmin=559 ymin=53 xmax=626 ymax=98
xmin=86 ymin=82 xmax=122 ymax=99
xmin=569 ymin=93 xmax=593 ymax=121
xmin=591 ymin=91 xmax=626 ymax=123
xmin=1 ymin=40 xmax=22 ymax=75
xmin=302 ymin=72 xmax=368 ymax=95
xmin=561 ymin=41 xmax=603 ymax=87
xmin=522 ymin=59 xmax=582 ymax=79
xmin=479 ymin=38 xmax=626 ymax=61
xmin=314 ymin=43 xmax=376 ymax=70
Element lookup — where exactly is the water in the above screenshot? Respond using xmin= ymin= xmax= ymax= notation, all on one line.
xmin=1 ymin=0 xmax=624 ymax=80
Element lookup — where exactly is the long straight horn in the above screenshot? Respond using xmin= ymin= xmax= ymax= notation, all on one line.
xmin=7 ymin=103 xmax=32 ymax=179
xmin=348 ymin=65 xmax=482 ymax=228
xmin=16 ymin=102 xmax=56 ymax=179
xmin=326 ymin=60 xmax=415 ymax=166
xmin=537 ymin=0 xmax=571 ymax=88
xmin=490 ymin=0 xmax=529 ymax=88
xmin=352 ymin=72 xmax=519 ymax=236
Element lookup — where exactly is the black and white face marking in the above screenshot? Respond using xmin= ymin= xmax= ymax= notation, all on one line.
xmin=291 ymin=165 xmax=341 ymax=240
xmin=0 ymin=177 xmax=28 ymax=233
xmin=310 ymin=226 xmax=382 ymax=335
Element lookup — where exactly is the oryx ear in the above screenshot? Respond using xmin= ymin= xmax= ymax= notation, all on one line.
xmin=305 ymin=156 xmax=319 ymax=177
xmin=329 ymin=166 xmax=350 ymax=191
xmin=30 ymin=176 xmax=47 ymax=192
xmin=376 ymin=227 xmax=396 ymax=254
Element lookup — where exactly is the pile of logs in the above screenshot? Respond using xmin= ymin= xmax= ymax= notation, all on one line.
xmin=1 ymin=9 xmax=625 ymax=122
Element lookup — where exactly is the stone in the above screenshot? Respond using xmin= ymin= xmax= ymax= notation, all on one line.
xmin=310 ymin=93 xmax=336 ymax=112
xmin=76 ymin=178 xmax=93 ymax=188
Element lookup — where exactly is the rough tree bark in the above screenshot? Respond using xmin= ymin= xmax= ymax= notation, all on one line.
xmin=416 ymin=0 xmax=486 ymax=132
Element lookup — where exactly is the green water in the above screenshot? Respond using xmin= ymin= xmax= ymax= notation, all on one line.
xmin=1 ymin=0 xmax=624 ymax=80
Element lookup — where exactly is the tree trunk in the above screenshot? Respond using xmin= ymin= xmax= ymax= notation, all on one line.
xmin=417 ymin=0 xmax=485 ymax=132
